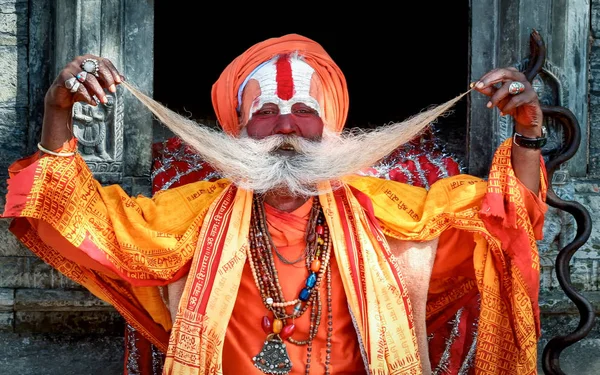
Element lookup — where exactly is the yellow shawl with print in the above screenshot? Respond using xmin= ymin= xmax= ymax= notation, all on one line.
xmin=3 ymin=138 xmax=546 ymax=374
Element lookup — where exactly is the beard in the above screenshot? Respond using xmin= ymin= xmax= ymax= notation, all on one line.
xmin=123 ymin=81 xmax=468 ymax=196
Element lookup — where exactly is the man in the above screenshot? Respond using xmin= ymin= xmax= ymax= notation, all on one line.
xmin=3 ymin=34 xmax=546 ymax=374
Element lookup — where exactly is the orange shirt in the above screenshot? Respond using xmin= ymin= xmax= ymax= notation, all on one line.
xmin=223 ymin=198 xmax=366 ymax=374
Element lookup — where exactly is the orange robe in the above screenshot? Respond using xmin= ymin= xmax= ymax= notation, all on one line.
xmin=223 ymin=198 xmax=365 ymax=374
xmin=2 ymin=138 xmax=548 ymax=374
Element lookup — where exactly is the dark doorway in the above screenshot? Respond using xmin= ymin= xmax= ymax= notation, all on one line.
xmin=153 ymin=5 xmax=470 ymax=162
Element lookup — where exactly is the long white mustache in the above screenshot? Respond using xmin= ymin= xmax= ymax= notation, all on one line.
xmin=122 ymin=81 xmax=469 ymax=196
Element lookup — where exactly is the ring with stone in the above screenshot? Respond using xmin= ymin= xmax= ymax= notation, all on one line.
xmin=76 ymin=71 xmax=88 ymax=83
xmin=64 ymin=77 xmax=77 ymax=90
xmin=508 ymin=81 xmax=525 ymax=95
xmin=81 ymin=58 xmax=100 ymax=77
xmin=69 ymin=81 xmax=81 ymax=93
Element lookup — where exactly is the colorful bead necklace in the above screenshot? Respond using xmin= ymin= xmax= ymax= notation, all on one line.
xmin=248 ymin=195 xmax=333 ymax=375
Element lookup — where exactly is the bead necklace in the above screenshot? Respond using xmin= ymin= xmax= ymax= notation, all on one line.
xmin=248 ymin=195 xmax=333 ymax=375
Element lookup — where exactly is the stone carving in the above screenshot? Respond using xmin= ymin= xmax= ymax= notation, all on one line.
xmin=72 ymin=89 xmax=125 ymax=183
xmin=73 ymin=101 xmax=111 ymax=160
xmin=538 ymin=185 xmax=576 ymax=291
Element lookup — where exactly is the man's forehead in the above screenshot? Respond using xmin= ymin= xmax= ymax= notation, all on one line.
xmin=250 ymin=53 xmax=316 ymax=101
xmin=238 ymin=53 xmax=322 ymax=117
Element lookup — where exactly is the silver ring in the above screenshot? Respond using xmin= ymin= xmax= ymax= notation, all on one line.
xmin=81 ymin=58 xmax=100 ymax=77
xmin=64 ymin=77 xmax=77 ymax=90
xmin=69 ymin=81 xmax=80 ymax=93
xmin=76 ymin=71 xmax=88 ymax=83
xmin=508 ymin=81 xmax=525 ymax=95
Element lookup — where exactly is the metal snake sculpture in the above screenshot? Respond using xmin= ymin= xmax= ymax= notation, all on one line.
xmin=521 ymin=29 xmax=595 ymax=375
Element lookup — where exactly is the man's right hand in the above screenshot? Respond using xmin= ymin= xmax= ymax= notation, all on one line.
xmin=41 ymin=55 xmax=123 ymax=150
xmin=45 ymin=54 xmax=123 ymax=110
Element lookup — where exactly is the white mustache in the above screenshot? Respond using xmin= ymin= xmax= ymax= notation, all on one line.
xmin=121 ymin=81 xmax=470 ymax=196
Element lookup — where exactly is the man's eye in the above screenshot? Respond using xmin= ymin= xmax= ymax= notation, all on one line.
xmin=295 ymin=108 xmax=315 ymax=114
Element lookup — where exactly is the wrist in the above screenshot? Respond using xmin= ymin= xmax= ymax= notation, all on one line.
xmin=513 ymin=125 xmax=547 ymax=150
xmin=514 ymin=123 xmax=542 ymax=138
xmin=41 ymin=107 xmax=74 ymax=150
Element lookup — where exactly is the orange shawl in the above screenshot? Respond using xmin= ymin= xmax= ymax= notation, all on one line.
xmin=2 ymin=137 xmax=547 ymax=374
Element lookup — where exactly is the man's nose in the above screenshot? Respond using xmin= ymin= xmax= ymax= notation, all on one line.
xmin=273 ymin=114 xmax=297 ymax=135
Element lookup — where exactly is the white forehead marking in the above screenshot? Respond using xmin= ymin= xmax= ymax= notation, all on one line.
xmin=248 ymin=55 xmax=321 ymax=119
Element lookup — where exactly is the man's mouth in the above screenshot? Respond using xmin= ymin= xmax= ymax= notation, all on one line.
xmin=271 ymin=143 xmax=298 ymax=156
xmin=278 ymin=144 xmax=296 ymax=152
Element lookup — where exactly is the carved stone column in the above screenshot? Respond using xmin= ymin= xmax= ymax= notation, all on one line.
xmin=469 ymin=0 xmax=590 ymax=179
xmin=53 ymin=0 xmax=154 ymax=195
xmin=470 ymin=2 xmax=597 ymax=368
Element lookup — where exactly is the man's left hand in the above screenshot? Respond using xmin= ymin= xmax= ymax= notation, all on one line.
xmin=473 ymin=67 xmax=543 ymax=136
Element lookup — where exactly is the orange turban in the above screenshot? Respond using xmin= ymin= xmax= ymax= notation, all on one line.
xmin=211 ymin=34 xmax=349 ymax=136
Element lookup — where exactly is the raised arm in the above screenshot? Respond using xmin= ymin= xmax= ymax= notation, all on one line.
xmin=3 ymin=54 xmax=226 ymax=285
xmin=473 ymin=67 xmax=544 ymax=194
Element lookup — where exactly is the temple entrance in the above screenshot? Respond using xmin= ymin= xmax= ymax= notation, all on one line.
xmin=153 ymin=3 xmax=470 ymax=163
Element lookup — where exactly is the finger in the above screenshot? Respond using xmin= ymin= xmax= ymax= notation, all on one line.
xmin=56 ymin=69 xmax=76 ymax=91
xmin=490 ymin=80 xmax=533 ymax=112
xmin=101 ymin=58 xmax=122 ymax=85
xmin=476 ymin=68 xmax=527 ymax=89
xmin=95 ymin=59 xmax=117 ymax=93
xmin=499 ymin=91 xmax=537 ymax=114
xmin=56 ymin=70 xmax=96 ymax=106
xmin=79 ymin=55 xmax=114 ymax=90
xmin=472 ymin=83 xmax=497 ymax=97
xmin=488 ymin=81 xmax=513 ymax=108
xmin=74 ymin=68 xmax=108 ymax=104
xmin=76 ymin=55 xmax=113 ymax=96
xmin=495 ymin=97 xmax=512 ymax=115
xmin=72 ymin=79 xmax=96 ymax=106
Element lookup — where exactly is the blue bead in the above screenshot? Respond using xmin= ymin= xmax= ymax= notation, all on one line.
xmin=294 ymin=302 xmax=302 ymax=314
xmin=299 ymin=288 xmax=311 ymax=301
xmin=306 ymin=273 xmax=317 ymax=288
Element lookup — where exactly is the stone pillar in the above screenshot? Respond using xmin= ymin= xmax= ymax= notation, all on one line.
xmin=0 ymin=0 xmax=28 ymax=212
xmin=589 ymin=1 xmax=600 ymax=177
xmin=0 ymin=0 xmax=155 ymax=336
xmin=470 ymin=0 xmax=594 ymax=311
xmin=470 ymin=0 xmax=590 ymax=179
xmin=471 ymin=2 xmax=598 ymax=371
xmin=0 ymin=0 xmax=32 ymax=332
xmin=53 ymin=0 xmax=154 ymax=196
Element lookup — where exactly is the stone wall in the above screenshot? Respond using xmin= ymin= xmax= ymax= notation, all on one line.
xmin=0 ymin=2 xmax=127 ymax=371
xmin=0 ymin=0 xmax=124 ymax=338
xmin=0 ymin=0 xmax=26 ymax=209
xmin=524 ymin=1 xmax=600 ymax=371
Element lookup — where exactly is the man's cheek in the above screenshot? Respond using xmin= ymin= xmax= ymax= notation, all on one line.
xmin=248 ymin=120 xmax=277 ymax=138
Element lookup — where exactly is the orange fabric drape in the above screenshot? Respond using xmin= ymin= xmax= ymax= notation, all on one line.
xmin=2 ymin=142 xmax=231 ymax=351
xmin=223 ymin=199 xmax=365 ymax=374
xmin=2 ymin=138 xmax=547 ymax=374
xmin=211 ymin=34 xmax=349 ymax=135
xmin=349 ymin=138 xmax=547 ymax=374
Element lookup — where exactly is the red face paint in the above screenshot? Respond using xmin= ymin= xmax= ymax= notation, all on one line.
xmin=241 ymin=54 xmax=325 ymax=141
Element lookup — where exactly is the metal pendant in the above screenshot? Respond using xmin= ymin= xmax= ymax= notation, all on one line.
xmin=252 ymin=338 xmax=293 ymax=374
